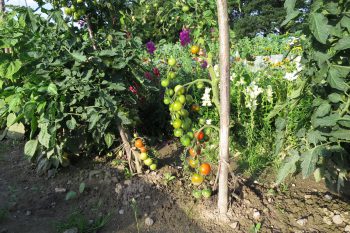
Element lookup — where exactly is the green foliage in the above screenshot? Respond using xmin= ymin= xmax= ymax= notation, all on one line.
xmin=122 ymin=0 xmax=224 ymax=42
xmin=55 ymin=211 xmax=111 ymax=233
xmin=276 ymin=0 xmax=350 ymax=192
xmin=0 ymin=5 xmax=154 ymax=169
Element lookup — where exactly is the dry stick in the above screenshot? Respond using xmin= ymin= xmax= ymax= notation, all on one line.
xmin=216 ymin=0 xmax=231 ymax=215
xmin=118 ymin=125 xmax=135 ymax=174
xmin=85 ymin=15 xmax=141 ymax=174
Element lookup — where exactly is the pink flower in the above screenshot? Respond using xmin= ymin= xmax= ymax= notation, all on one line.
xmin=129 ymin=86 xmax=137 ymax=94
xmin=153 ymin=67 xmax=160 ymax=77
xmin=144 ymin=72 xmax=153 ymax=80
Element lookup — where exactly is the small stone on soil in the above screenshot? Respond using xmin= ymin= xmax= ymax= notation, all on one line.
xmin=304 ymin=194 xmax=312 ymax=199
xmin=145 ymin=195 xmax=151 ymax=199
xmin=253 ymin=210 xmax=261 ymax=220
xmin=124 ymin=180 xmax=132 ymax=185
xmin=63 ymin=228 xmax=78 ymax=233
xmin=324 ymin=194 xmax=332 ymax=200
xmin=332 ymin=215 xmax=343 ymax=225
xmin=25 ymin=210 xmax=31 ymax=216
xmin=54 ymin=188 xmax=66 ymax=193
xmin=119 ymin=209 xmax=124 ymax=215
xmin=229 ymin=222 xmax=239 ymax=229
xmin=345 ymin=225 xmax=350 ymax=232
xmin=296 ymin=218 xmax=308 ymax=226
xmin=145 ymin=217 xmax=154 ymax=226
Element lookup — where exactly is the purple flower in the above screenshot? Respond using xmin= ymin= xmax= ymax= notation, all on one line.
xmin=146 ymin=41 xmax=156 ymax=54
xmin=179 ymin=29 xmax=191 ymax=46
xmin=201 ymin=60 xmax=208 ymax=69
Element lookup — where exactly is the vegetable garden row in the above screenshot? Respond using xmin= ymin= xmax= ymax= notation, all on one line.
xmin=0 ymin=0 xmax=349 ymax=217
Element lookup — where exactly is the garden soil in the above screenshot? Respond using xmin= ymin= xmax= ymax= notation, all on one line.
xmin=1 ymin=140 xmax=349 ymax=233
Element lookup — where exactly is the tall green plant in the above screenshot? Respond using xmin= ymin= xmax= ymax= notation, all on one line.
xmin=276 ymin=0 xmax=350 ymax=192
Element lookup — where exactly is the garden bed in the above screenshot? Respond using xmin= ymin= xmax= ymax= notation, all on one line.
xmin=1 ymin=141 xmax=349 ymax=233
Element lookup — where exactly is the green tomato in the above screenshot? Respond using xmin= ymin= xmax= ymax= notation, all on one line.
xmin=153 ymin=3 xmax=158 ymax=7
xmin=174 ymin=85 xmax=185 ymax=95
xmin=180 ymin=135 xmax=191 ymax=147
xmin=178 ymin=95 xmax=186 ymax=104
xmin=77 ymin=0 xmax=83 ymax=3
xmin=196 ymin=81 xmax=204 ymax=89
xmin=174 ymin=128 xmax=183 ymax=137
xmin=182 ymin=5 xmax=190 ymax=12
xmin=192 ymin=190 xmax=202 ymax=199
xmin=150 ymin=163 xmax=157 ymax=170
xmin=179 ymin=109 xmax=189 ymax=117
xmin=168 ymin=89 xmax=174 ymax=96
xmin=64 ymin=7 xmax=72 ymax=15
xmin=139 ymin=152 xmax=148 ymax=161
xmin=187 ymin=131 xmax=194 ymax=139
xmin=161 ymin=79 xmax=170 ymax=87
xmin=172 ymin=119 xmax=182 ymax=129
xmin=204 ymin=127 xmax=212 ymax=135
xmin=168 ymin=71 xmax=176 ymax=79
xmin=202 ymin=189 xmax=212 ymax=198
xmin=73 ymin=12 xmax=80 ymax=20
xmin=186 ymin=95 xmax=193 ymax=103
xmin=199 ymin=118 xmax=206 ymax=125
xmin=168 ymin=58 xmax=176 ymax=66
xmin=169 ymin=103 xmax=175 ymax=112
xmin=173 ymin=101 xmax=183 ymax=111
xmin=181 ymin=118 xmax=192 ymax=130
xmin=163 ymin=97 xmax=171 ymax=105
xmin=144 ymin=158 xmax=153 ymax=166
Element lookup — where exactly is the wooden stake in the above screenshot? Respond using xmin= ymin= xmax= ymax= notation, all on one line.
xmin=216 ymin=0 xmax=231 ymax=214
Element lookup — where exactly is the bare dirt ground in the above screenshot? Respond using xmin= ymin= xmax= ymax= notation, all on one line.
xmin=1 ymin=140 xmax=350 ymax=233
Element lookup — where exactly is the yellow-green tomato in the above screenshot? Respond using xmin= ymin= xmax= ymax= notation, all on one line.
xmin=178 ymin=95 xmax=186 ymax=104
xmin=174 ymin=85 xmax=185 ymax=95
xmin=168 ymin=58 xmax=176 ymax=66
xmin=163 ymin=97 xmax=171 ymax=105
xmin=139 ymin=152 xmax=148 ymax=161
xmin=172 ymin=101 xmax=183 ymax=111
xmin=172 ymin=119 xmax=182 ymax=129
xmin=144 ymin=158 xmax=153 ymax=166
xmin=161 ymin=79 xmax=170 ymax=87
xmin=168 ymin=71 xmax=176 ymax=79
xmin=174 ymin=128 xmax=183 ymax=137
xmin=150 ymin=163 xmax=157 ymax=170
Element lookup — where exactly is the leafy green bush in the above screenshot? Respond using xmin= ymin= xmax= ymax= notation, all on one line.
xmin=0 ymin=6 xmax=154 ymax=171
xmin=276 ymin=0 xmax=350 ymax=193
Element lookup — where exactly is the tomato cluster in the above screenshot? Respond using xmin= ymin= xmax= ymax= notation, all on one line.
xmin=160 ymin=45 xmax=215 ymax=198
xmin=134 ymin=138 xmax=157 ymax=171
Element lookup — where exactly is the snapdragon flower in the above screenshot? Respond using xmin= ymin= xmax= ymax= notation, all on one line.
xmin=201 ymin=87 xmax=212 ymax=107
xmin=245 ymin=82 xmax=263 ymax=110
xmin=146 ymin=41 xmax=156 ymax=54
xmin=179 ymin=29 xmax=191 ymax=46
xmin=266 ymin=85 xmax=273 ymax=103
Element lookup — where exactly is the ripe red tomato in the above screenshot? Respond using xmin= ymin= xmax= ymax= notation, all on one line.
xmin=195 ymin=131 xmax=205 ymax=141
xmin=199 ymin=163 xmax=211 ymax=175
